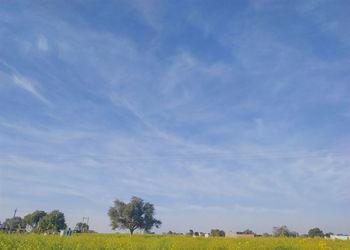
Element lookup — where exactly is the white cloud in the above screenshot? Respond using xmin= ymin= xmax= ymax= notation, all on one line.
xmin=1 ymin=1 xmax=349 ymax=233
xmin=37 ymin=35 xmax=48 ymax=51
xmin=130 ymin=0 xmax=163 ymax=32
xmin=12 ymin=75 xmax=49 ymax=104
xmin=234 ymin=204 xmax=297 ymax=214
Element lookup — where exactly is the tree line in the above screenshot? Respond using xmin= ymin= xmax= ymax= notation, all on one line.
xmin=182 ymin=226 xmax=331 ymax=238
xmin=0 ymin=197 xmax=335 ymax=238
xmin=0 ymin=210 xmax=89 ymax=233
xmin=107 ymin=197 xmax=332 ymax=238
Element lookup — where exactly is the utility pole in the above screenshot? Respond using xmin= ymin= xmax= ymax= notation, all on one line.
xmin=82 ymin=217 xmax=89 ymax=226
xmin=82 ymin=217 xmax=89 ymax=232
xmin=9 ymin=208 xmax=17 ymax=232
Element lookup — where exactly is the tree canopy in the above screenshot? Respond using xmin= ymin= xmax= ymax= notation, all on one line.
xmin=75 ymin=222 xmax=89 ymax=233
xmin=108 ymin=196 xmax=161 ymax=235
xmin=242 ymin=229 xmax=254 ymax=235
xmin=273 ymin=226 xmax=298 ymax=237
xmin=38 ymin=210 xmax=66 ymax=232
xmin=23 ymin=210 xmax=47 ymax=228
xmin=308 ymin=228 xmax=324 ymax=238
xmin=4 ymin=217 xmax=23 ymax=230
xmin=186 ymin=229 xmax=194 ymax=236
xmin=211 ymin=229 xmax=225 ymax=237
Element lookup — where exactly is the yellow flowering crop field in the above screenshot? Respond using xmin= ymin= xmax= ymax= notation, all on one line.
xmin=0 ymin=233 xmax=349 ymax=250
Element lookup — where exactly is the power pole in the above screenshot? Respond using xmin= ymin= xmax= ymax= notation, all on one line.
xmin=82 ymin=217 xmax=89 ymax=226
xmin=82 ymin=217 xmax=89 ymax=232
xmin=9 ymin=208 xmax=17 ymax=232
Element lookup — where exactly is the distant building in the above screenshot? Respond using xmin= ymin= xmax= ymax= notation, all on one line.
xmin=193 ymin=232 xmax=210 ymax=237
xmin=225 ymin=231 xmax=255 ymax=238
xmin=330 ymin=235 xmax=350 ymax=240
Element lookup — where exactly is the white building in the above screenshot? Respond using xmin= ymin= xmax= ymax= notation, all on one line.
xmin=330 ymin=235 xmax=350 ymax=240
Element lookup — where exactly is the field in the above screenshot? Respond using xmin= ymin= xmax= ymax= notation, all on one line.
xmin=0 ymin=234 xmax=350 ymax=250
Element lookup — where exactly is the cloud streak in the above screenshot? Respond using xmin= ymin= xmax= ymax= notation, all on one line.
xmin=37 ymin=35 xmax=48 ymax=51
xmin=12 ymin=75 xmax=49 ymax=104
xmin=0 ymin=0 xmax=349 ymax=234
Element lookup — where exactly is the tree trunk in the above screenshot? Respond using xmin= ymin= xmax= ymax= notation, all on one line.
xmin=130 ymin=229 xmax=134 ymax=235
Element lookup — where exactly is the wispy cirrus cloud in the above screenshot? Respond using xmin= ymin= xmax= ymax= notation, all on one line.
xmin=0 ymin=0 xmax=349 ymax=234
xmin=12 ymin=75 xmax=49 ymax=104
xmin=37 ymin=35 xmax=49 ymax=51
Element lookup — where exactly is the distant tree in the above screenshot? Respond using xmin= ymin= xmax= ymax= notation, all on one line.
xmin=273 ymin=226 xmax=297 ymax=237
xmin=242 ymin=229 xmax=254 ymax=235
xmin=38 ymin=210 xmax=66 ymax=232
xmin=4 ymin=217 xmax=23 ymax=230
xmin=308 ymin=228 xmax=324 ymax=238
xmin=108 ymin=196 xmax=161 ymax=235
xmin=210 ymin=229 xmax=225 ymax=237
xmin=23 ymin=214 xmax=32 ymax=228
xmin=168 ymin=230 xmax=173 ymax=235
xmin=324 ymin=232 xmax=333 ymax=238
xmin=289 ymin=231 xmax=299 ymax=237
xmin=186 ymin=229 xmax=194 ymax=236
xmin=262 ymin=232 xmax=271 ymax=237
xmin=23 ymin=210 xmax=47 ymax=228
xmin=194 ymin=232 xmax=199 ymax=236
xmin=75 ymin=222 xmax=89 ymax=233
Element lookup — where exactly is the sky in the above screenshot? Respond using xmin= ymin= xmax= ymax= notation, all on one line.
xmin=0 ymin=0 xmax=349 ymax=234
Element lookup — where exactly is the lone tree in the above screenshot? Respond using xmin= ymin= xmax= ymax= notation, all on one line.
xmin=262 ymin=232 xmax=271 ymax=237
xmin=308 ymin=227 xmax=324 ymax=238
xmin=108 ymin=196 xmax=161 ymax=235
xmin=186 ymin=229 xmax=194 ymax=236
xmin=242 ymin=229 xmax=254 ymax=235
xmin=211 ymin=229 xmax=225 ymax=237
xmin=273 ymin=225 xmax=298 ymax=237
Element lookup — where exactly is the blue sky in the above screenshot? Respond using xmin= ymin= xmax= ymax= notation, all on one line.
xmin=0 ymin=0 xmax=349 ymax=234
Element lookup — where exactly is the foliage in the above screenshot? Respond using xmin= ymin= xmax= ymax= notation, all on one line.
xmin=1 ymin=233 xmax=350 ymax=249
xmin=23 ymin=210 xmax=47 ymax=228
xmin=211 ymin=229 xmax=225 ymax=237
xmin=38 ymin=210 xmax=66 ymax=232
xmin=242 ymin=229 xmax=254 ymax=235
xmin=273 ymin=225 xmax=298 ymax=237
xmin=108 ymin=196 xmax=161 ymax=235
xmin=75 ymin=222 xmax=89 ymax=233
xmin=308 ymin=227 xmax=324 ymax=238
xmin=3 ymin=217 xmax=23 ymax=230
xmin=324 ymin=232 xmax=333 ymax=238
xmin=186 ymin=229 xmax=194 ymax=236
